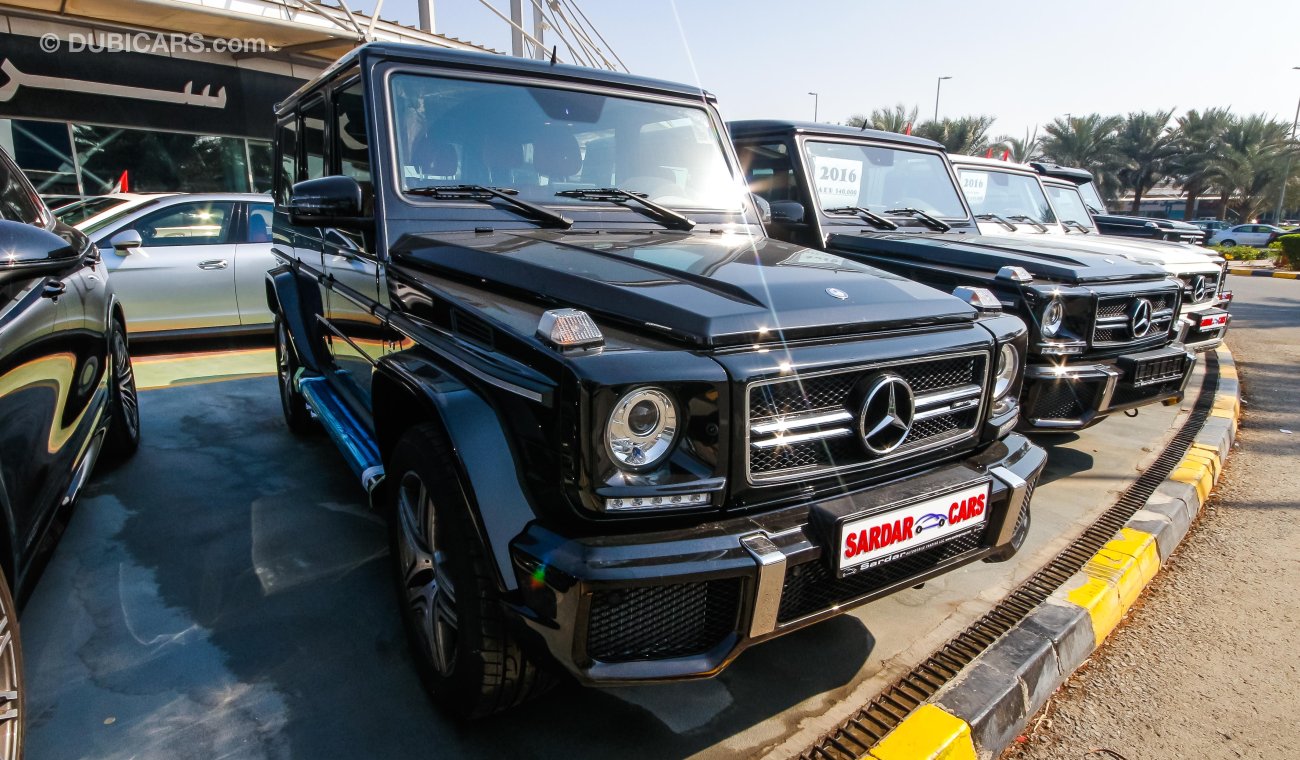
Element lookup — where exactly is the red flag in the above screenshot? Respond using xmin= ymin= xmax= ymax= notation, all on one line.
xmin=985 ymin=148 xmax=994 ymax=158
xmin=111 ymin=170 xmax=129 ymax=193
xmin=903 ymin=122 xmax=912 ymax=135
xmin=1002 ymin=150 xmax=1010 ymax=161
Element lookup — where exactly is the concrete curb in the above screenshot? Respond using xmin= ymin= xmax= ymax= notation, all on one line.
xmin=1227 ymin=267 xmax=1299 ymax=279
xmin=858 ymin=347 xmax=1241 ymax=760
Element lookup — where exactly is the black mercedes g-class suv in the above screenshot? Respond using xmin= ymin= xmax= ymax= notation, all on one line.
xmin=268 ymin=43 xmax=1045 ymax=716
xmin=1030 ymin=162 xmax=1206 ymax=245
xmin=729 ymin=120 xmax=1195 ymax=431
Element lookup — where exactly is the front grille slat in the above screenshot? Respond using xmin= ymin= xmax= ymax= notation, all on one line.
xmin=1092 ymin=290 xmax=1178 ymax=347
xmin=746 ymin=353 xmax=988 ymax=483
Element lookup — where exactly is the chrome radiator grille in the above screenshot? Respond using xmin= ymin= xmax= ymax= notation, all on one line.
xmin=746 ymin=352 xmax=988 ymax=483
xmin=1092 ymin=291 xmax=1177 ymax=346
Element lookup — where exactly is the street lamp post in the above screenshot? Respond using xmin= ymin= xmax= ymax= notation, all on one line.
xmin=934 ymin=76 xmax=951 ymax=122
xmin=1274 ymin=67 xmax=1300 ymax=224
xmin=808 ymin=92 xmax=819 ymax=122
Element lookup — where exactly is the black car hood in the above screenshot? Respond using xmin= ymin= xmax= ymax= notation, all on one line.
xmin=1094 ymin=212 xmax=1200 ymax=233
xmin=390 ymin=229 xmax=976 ymax=347
xmin=828 ymin=232 xmax=1169 ymax=285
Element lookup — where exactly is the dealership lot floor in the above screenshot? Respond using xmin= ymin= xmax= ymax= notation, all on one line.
xmin=22 ymin=347 xmax=1206 ymax=759
xmin=1006 ymin=275 xmax=1299 ymax=760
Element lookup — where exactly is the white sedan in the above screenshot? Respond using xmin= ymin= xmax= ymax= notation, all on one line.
xmin=72 ymin=193 xmax=277 ymax=338
xmin=1206 ymin=223 xmax=1285 ymax=247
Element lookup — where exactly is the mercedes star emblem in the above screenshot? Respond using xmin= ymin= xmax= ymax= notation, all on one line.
xmin=1192 ymin=275 xmax=1210 ymax=303
xmin=1129 ymin=298 xmax=1153 ymax=338
xmin=826 ymin=287 xmax=849 ymax=300
xmin=858 ymin=374 xmax=915 ymax=455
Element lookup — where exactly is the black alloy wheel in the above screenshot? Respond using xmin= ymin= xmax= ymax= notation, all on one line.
xmin=387 ymin=424 xmax=553 ymax=717
xmin=0 ymin=570 xmax=24 ymax=760
xmin=106 ymin=321 xmax=140 ymax=455
xmin=275 ymin=317 xmax=315 ymax=434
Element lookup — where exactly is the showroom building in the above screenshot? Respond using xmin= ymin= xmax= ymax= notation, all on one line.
xmin=0 ymin=0 xmax=493 ymax=200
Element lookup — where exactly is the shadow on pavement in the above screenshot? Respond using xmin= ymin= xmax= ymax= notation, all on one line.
xmin=23 ymin=377 xmax=873 ymax=760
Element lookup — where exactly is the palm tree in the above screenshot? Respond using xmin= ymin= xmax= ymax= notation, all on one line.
xmin=1114 ymin=109 xmax=1178 ymax=213
xmin=846 ymin=104 xmax=919 ymax=134
xmin=1040 ymin=114 xmax=1123 ymax=201
xmin=914 ymin=116 xmax=996 ymax=156
xmin=1170 ymin=108 xmax=1233 ymax=220
xmin=1209 ymin=114 xmax=1293 ymax=221
xmin=991 ymin=127 xmax=1040 ymax=163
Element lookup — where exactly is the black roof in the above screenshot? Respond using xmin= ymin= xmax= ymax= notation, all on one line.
xmin=277 ymin=42 xmax=714 ymax=116
xmin=1031 ymin=162 xmax=1094 ymax=183
xmin=727 ymin=119 xmax=944 ymax=150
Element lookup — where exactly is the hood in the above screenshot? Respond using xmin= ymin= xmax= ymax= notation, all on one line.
xmin=978 ymin=228 xmax=1223 ymax=270
xmin=1094 ymin=212 xmax=1204 ymax=235
xmin=389 ymin=229 xmax=977 ymax=347
xmin=829 ymin=232 xmax=1168 ymax=286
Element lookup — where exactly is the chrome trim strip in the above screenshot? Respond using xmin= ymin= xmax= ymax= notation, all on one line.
xmin=1024 ymin=363 xmax=1120 ymax=381
xmin=751 ymin=427 xmax=854 ymax=449
xmin=989 ymin=466 xmax=1028 ymax=547
xmin=741 ymin=533 xmax=787 ymax=638
xmin=915 ymin=384 xmax=982 ymax=409
xmin=751 ymin=410 xmax=854 ymax=435
xmin=914 ymin=398 xmax=980 ymax=421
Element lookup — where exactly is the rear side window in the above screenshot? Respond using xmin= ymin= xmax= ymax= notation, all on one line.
xmin=0 ymin=158 xmax=43 ymax=225
xmin=302 ymin=98 xmax=328 ymax=181
xmin=246 ymin=202 xmax=272 ymax=243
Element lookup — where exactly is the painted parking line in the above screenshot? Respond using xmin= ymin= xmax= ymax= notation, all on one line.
xmin=132 ymin=347 xmax=275 ymax=390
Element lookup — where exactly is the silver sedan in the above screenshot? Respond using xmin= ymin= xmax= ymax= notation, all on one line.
xmin=77 ymin=193 xmax=276 ymax=338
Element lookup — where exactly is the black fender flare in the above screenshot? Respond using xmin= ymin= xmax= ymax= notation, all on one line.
xmin=265 ymin=263 xmax=327 ymax=373
xmin=372 ymin=354 xmax=537 ymax=593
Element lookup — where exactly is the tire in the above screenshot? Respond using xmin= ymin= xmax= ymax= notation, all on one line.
xmin=105 ymin=320 xmax=140 ymax=456
xmin=0 ymin=568 xmax=25 ymax=760
xmin=387 ymin=423 xmax=553 ymax=718
xmin=1220 ymin=239 xmax=1235 ymax=247
xmin=275 ymin=316 xmax=315 ymax=434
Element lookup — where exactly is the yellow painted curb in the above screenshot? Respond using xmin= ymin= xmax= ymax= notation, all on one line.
xmin=1227 ymin=268 xmax=1252 ymax=276
xmin=1170 ymin=455 xmax=1215 ymax=503
xmin=1279 ymin=272 xmax=1300 ymax=279
xmin=1065 ymin=528 xmax=1161 ymax=644
xmin=868 ymin=704 xmax=978 ymax=760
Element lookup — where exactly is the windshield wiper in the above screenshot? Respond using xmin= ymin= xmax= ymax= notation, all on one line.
xmin=1085 ymin=204 xmax=1105 ymax=216
xmin=885 ymin=207 xmax=952 ymax=232
xmin=405 ymin=184 xmax=573 ymax=229
xmin=975 ymin=213 xmax=1017 ymax=232
xmin=1061 ymin=219 xmax=1092 ymax=234
xmin=824 ymin=206 xmax=899 ymax=231
xmin=1007 ymin=215 xmax=1050 ymax=233
xmin=554 ymin=187 xmax=695 ymax=231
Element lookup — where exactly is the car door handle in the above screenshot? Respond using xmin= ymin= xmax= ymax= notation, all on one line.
xmin=41 ymin=280 xmax=66 ymax=299
xmin=198 ymin=259 xmax=229 ymax=270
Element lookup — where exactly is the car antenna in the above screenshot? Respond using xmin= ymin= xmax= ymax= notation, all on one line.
xmin=550 ymin=45 xmax=558 ymax=66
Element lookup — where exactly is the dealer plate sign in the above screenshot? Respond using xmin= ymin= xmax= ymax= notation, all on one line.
xmin=836 ymin=481 xmax=990 ymax=577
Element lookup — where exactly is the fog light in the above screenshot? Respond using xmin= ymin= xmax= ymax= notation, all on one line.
xmin=605 ymin=492 xmax=710 ymax=511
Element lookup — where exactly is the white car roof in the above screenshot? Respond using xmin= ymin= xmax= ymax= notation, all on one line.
xmin=949 ymin=154 xmax=1039 ymax=175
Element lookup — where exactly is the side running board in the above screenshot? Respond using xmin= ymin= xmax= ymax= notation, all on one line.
xmin=297 ymin=376 xmax=386 ymax=503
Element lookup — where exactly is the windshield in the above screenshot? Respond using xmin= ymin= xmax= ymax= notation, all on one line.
xmin=1076 ymin=180 xmax=1108 ymax=215
xmin=958 ymin=168 xmax=1056 ymax=225
xmin=801 ymin=141 xmax=967 ymax=219
xmin=389 ymin=74 xmax=744 ymax=211
xmin=55 ymin=196 xmax=128 ymax=226
xmin=1045 ymin=184 xmax=1095 ymax=230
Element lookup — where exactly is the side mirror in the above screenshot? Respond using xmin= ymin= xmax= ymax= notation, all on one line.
xmin=0 ymin=220 xmax=80 ymax=286
xmin=750 ymin=194 xmax=772 ymax=224
xmin=769 ymin=201 xmax=806 ymax=225
xmin=110 ymin=229 xmax=142 ymax=253
xmin=288 ymin=176 xmax=368 ymax=228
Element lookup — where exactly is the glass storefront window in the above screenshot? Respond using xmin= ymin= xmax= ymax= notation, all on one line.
xmin=0 ymin=119 xmax=80 ymax=197
xmin=249 ymin=140 xmax=273 ymax=195
xmin=73 ymin=125 xmax=250 ymax=194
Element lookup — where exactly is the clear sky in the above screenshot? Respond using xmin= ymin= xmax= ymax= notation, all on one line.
xmin=368 ymin=0 xmax=1299 ymax=138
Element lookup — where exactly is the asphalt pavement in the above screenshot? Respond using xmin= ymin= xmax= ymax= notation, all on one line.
xmin=1006 ymin=275 xmax=1300 ymax=760
xmin=19 ymin=341 xmax=1207 ymax=760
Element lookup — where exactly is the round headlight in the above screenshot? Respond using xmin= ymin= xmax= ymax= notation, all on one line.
xmin=994 ymin=344 xmax=1018 ymax=400
xmin=606 ymin=387 xmax=678 ymax=471
xmin=1040 ymin=299 xmax=1064 ymax=338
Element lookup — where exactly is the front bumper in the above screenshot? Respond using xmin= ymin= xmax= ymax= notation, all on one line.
xmin=1020 ymin=344 xmax=1196 ymax=430
xmin=1179 ymin=307 xmax=1231 ymax=352
xmin=507 ymin=434 xmax=1046 ymax=684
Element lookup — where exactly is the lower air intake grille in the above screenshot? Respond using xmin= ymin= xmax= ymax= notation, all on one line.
xmin=586 ymin=578 xmax=741 ymax=663
xmin=1031 ymin=380 xmax=1100 ymax=421
xmin=777 ymin=531 xmax=984 ymax=624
